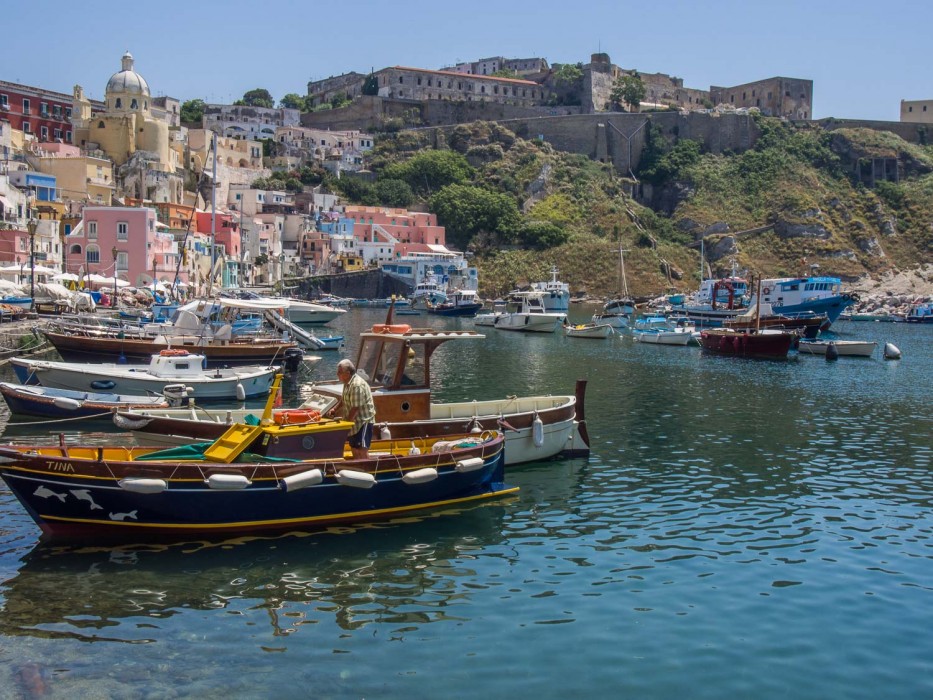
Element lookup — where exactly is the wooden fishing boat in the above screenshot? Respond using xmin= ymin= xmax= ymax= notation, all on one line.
xmin=798 ymin=340 xmax=877 ymax=357
xmin=699 ymin=328 xmax=795 ymax=358
xmin=0 ymin=378 xmax=514 ymax=538
xmin=564 ymin=322 xmax=614 ymax=339
xmin=722 ymin=302 xmax=825 ymax=339
xmin=0 ymin=382 xmax=178 ymax=420
xmin=116 ymin=311 xmax=591 ymax=465
xmin=40 ymin=327 xmax=302 ymax=368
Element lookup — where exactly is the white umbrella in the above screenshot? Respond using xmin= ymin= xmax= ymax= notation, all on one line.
xmin=53 ymin=272 xmax=80 ymax=282
xmin=31 ymin=265 xmax=61 ymax=275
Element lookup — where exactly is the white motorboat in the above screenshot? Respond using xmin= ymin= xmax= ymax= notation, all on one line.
xmin=233 ymin=296 xmax=346 ymax=326
xmin=12 ymin=350 xmax=278 ymax=400
xmin=473 ymin=299 xmax=506 ymax=327
xmin=495 ymin=292 xmax=566 ymax=333
xmin=632 ymin=316 xmax=694 ymax=346
xmin=798 ymin=340 xmax=877 ymax=357
xmin=115 ymin=321 xmax=591 ymax=466
xmin=530 ymin=266 xmax=570 ymax=313
xmin=564 ymin=322 xmax=614 ymax=339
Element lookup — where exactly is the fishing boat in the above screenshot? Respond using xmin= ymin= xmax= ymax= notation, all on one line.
xmin=697 ymin=279 xmax=795 ymax=358
xmin=592 ymin=241 xmax=635 ymax=328
xmin=11 ymin=350 xmax=279 ymax=401
xmin=798 ymin=340 xmax=877 ymax=357
xmin=116 ymin=313 xmax=590 ymax=466
xmin=495 ymin=291 xmax=566 ymax=333
xmin=409 ymin=274 xmax=447 ymax=309
xmin=530 ymin=266 xmax=570 ymax=313
xmin=752 ymin=276 xmax=858 ymax=329
xmin=39 ymin=326 xmax=302 ymax=368
xmin=631 ymin=316 xmax=693 ymax=346
xmin=0 ymin=377 xmax=514 ymax=538
xmin=722 ymin=303 xmax=825 ymax=339
xmin=0 ymin=382 xmax=182 ymax=420
xmin=426 ymin=289 xmax=483 ymax=317
xmin=905 ymin=302 xmax=933 ymax=324
xmin=564 ymin=322 xmax=614 ymax=339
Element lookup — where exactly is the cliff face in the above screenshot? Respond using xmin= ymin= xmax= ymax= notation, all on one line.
xmin=362 ymin=119 xmax=933 ymax=298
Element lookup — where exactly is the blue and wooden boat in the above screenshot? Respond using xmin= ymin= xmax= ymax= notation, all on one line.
xmin=0 ymin=382 xmax=177 ymax=420
xmin=0 ymin=376 xmax=514 ymax=538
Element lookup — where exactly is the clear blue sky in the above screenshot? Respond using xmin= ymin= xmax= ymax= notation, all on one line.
xmin=5 ymin=0 xmax=931 ymax=121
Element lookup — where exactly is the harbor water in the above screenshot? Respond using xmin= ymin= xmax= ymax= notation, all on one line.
xmin=0 ymin=308 xmax=930 ymax=699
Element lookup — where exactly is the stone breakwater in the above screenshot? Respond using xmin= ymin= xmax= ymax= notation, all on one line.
xmin=849 ymin=265 xmax=933 ymax=318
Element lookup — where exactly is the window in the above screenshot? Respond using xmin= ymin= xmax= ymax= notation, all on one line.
xmin=65 ymin=131 xmax=72 ymax=143
xmin=53 ymin=105 xmax=61 ymax=118
xmin=116 ymin=252 xmax=128 ymax=269
xmin=53 ymin=128 xmax=61 ymax=139
xmin=131 ymin=99 xmax=138 ymax=109
xmin=117 ymin=222 xmax=128 ymax=240
xmin=22 ymin=121 xmax=30 ymax=133
xmin=22 ymin=98 xmax=30 ymax=114
xmin=40 ymin=102 xmax=49 ymax=116
xmin=65 ymin=108 xmax=71 ymax=118
xmin=40 ymin=126 xmax=48 ymax=140
xmin=87 ymin=221 xmax=98 ymax=239
xmin=0 ymin=94 xmax=7 ymax=107
xmin=115 ymin=98 xmax=122 ymax=109
xmin=69 ymin=244 xmax=81 ymax=254
xmin=86 ymin=246 xmax=100 ymax=263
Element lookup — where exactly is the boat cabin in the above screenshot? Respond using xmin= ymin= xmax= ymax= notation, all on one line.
xmin=314 ymin=325 xmax=485 ymax=422
xmin=146 ymin=350 xmax=208 ymax=378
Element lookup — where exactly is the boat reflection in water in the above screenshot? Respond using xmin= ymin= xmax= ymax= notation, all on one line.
xmin=0 ymin=501 xmax=512 ymax=644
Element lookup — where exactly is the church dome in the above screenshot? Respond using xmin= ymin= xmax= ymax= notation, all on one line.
xmin=105 ymin=51 xmax=150 ymax=97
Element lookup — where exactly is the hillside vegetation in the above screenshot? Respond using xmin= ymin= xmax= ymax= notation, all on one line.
xmin=333 ymin=117 xmax=933 ymax=298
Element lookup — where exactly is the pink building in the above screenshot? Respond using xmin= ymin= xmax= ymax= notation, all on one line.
xmin=343 ymin=206 xmax=446 ymax=246
xmin=195 ymin=211 xmax=241 ymax=259
xmin=65 ymin=206 xmax=184 ymax=286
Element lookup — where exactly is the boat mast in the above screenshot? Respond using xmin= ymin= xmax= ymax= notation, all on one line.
xmin=755 ymin=277 xmax=762 ymax=333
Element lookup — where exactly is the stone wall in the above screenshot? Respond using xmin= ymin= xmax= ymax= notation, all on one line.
xmin=298 ymin=268 xmax=412 ymax=299
xmin=815 ymin=117 xmax=929 ymax=144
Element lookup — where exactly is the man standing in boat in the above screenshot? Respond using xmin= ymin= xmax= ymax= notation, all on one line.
xmin=336 ymin=359 xmax=376 ymax=459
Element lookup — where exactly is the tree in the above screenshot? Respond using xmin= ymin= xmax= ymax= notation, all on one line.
xmin=180 ymin=98 xmax=205 ymax=124
xmin=374 ymin=179 xmax=414 ymax=208
xmin=382 ymin=150 xmax=473 ymax=197
xmin=330 ymin=93 xmax=351 ymax=109
xmin=491 ymin=68 xmax=519 ymax=79
xmin=279 ymin=93 xmax=307 ymax=111
xmin=610 ymin=73 xmax=646 ymax=112
xmin=362 ymin=71 xmax=379 ymax=96
xmin=553 ymin=63 xmax=583 ymax=86
xmin=241 ymin=89 xmax=274 ymax=108
xmin=518 ymin=221 xmax=570 ymax=249
xmin=430 ymin=184 xmax=521 ymax=249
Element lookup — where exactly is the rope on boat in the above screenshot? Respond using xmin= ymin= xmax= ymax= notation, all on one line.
xmin=4 ymin=410 xmax=114 ymax=425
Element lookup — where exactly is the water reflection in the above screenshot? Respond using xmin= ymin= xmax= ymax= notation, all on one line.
xmin=0 ymin=502 xmax=513 ymax=644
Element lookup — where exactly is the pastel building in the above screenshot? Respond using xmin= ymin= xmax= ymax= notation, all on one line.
xmin=65 ymin=206 xmax=184 ymax=287
xmin=900 ymin=99 xmax=933 ymax=124
xmin=26 ymin=142 xmax=113 ymax=206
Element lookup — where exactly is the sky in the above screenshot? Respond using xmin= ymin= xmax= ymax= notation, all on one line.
xmin=4 ymin=0 xmax=931 ymax=122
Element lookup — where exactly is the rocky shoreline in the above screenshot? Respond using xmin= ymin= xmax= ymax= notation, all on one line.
xmin=847 ymin=264 xmax=933 ymax=318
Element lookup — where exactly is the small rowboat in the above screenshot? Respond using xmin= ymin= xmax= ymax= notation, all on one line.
xmin=564 ymin=322 xmax=614 ymax=339
xmin=798 ymin=340 xmax=877 ymax=357
xmin=0 ymin=381 xmax=178 ymax=420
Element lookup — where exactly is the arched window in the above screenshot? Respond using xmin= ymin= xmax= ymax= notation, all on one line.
xmin=86 ymin=244 xmax=101 ymax=264
xmin=98 ymin=121 xmax=105 ymax=128
xmin=69 ymin=244 xmax=82 ymax=255
xmin=115 ymin=98 xmax=122 ymax=109
xmin=131 ymin=99 xmax=138 ymax=110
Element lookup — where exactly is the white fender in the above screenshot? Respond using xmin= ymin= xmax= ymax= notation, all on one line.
xmin=235 ymin=383 xmax=246 ymax=401
xmin=337 ymin=469 xmax=376 ymax=489
xmin=532 ymin=412 xmax=544 ymax=448
xmin=402 ymin=467 xmax=438 ymax=485
xmin=112 ymin=413 xmax=153 ymax=430
xmin=883 ymin=342 xmax=901 ymax=360
xmin=119 ymin=477 xmax=167 ymax=494
xmin=380 ymin=424 xmax=392 ymax=440
xmin=282 ymin=468 xmax=324 ymax=492
xmin=455 ymin=457 xmax=485 ymax=473
xmin=52 ymin=397 xmax=82 ymax=411
xmin=408 ymin=441 xmax=421 ymax=455
xmin=206 ymin=474 xmax=251 ymax=490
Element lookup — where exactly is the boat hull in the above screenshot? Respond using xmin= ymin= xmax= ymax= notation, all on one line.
xmin=118 ymin=393 xmax=587 ymax=465
xmin=565 ymin=324 xmax=613 ymax=339
xmin=0 ymin=382 xmax=168 ymax=419
xmin=427 ymin=303 xmax=483 ymax=317
xmin=699 ymin=329 xmax=794 ymax=358
xmin=42 ymin=329 xmax=296 ymax=367
xmin=633 ymin=330 xmax=692 ymax=345
xmin=798 ymin=340 xmax=877 ymax=357
xmin=0 ymin=437 xmax=512 ymax=537
xmin=12 ymin=359 xmax=277 ymax=400
xmin=495 ymin=313 xmax=564 ymax=332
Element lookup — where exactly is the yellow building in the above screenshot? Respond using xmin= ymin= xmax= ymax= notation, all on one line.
xmin=73 ymin=52 xmax=173 ymax=171
xmin=29 ymin=144 xmax=113 ymax=205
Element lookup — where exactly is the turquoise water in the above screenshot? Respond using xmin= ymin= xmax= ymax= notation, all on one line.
xmin=0 ymin=309 xmax=930 ymax=699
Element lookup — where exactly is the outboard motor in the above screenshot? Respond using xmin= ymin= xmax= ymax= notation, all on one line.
xmin=282 ymin=348 xmax=304 ymax=372
xmin=162 ymin=384 xmax=190 ymax=407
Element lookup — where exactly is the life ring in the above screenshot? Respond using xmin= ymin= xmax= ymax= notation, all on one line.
xmin=371 ymin=324 xmax=411 ymax=334
xmin=159 ymin=348 xmax=189 ymax=357
xmin=274 ymin=409 xmax=322 ymax=425
xmin=762 ymin=287 xmax=771 ymax=295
